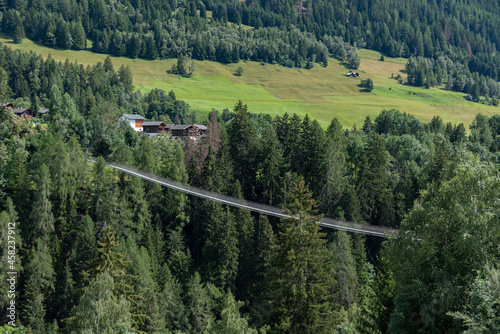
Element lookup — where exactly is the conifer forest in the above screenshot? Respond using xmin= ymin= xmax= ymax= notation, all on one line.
xmin=0 ymin=0 xmax=500 ymax=333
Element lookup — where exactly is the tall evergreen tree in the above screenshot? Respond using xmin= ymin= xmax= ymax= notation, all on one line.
xmin=357 ymin=132 xmax=394 ymax=226
xmin=264 ymin=177 xmax=337 ymax=333
xmin=229 ymin=100 xmax=257 ymax=198
xmin=329 ymin=231 xmax=357 ymax=309
xmin=85 ymin=227 xmax=145 ymax=328
xmin=68 ymin=273 xmax=135 ymax=333
xmin=186 ymin=272 xmax=214 ymax=333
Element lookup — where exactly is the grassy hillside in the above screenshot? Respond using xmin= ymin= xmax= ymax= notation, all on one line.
xmin=2 ymin=35 xmax=499 ymax=128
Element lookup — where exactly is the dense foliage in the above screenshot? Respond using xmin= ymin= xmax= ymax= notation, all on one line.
xmin=0 ymin=44 xmax=500 ymax=333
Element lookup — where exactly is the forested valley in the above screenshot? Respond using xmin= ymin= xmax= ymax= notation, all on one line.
xmin=6 ymin=0 xmax=500 ymax=100
xmin=1 ymin=0 xmax=500 ymax=332
xmin=0 ymin=39 xmax=499 ymax=333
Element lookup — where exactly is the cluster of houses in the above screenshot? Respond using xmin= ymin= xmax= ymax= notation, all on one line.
xmin=1 ymin=102 xmax=49 ymax=118
xmin=2 ymin=104 xmax=208 ymax=140
xmin=118 ymin=114 xmax=207 ymax=140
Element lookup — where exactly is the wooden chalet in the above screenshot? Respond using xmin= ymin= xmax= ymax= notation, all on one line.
xmin=13 ymin=108 xmax=34 ymax=118
xmin=170 ymin=124 xmax=204 ymax=139
xmin=142 ymin=121 xmax=169 ymax=135
xmin=0 ymin=102 xmax=14 ymax=109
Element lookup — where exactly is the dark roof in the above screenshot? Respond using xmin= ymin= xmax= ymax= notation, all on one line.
xmin=13 ymin=108 xmax=32 ymax=114
xmin=171 ymin=124 xmax=193 ymax=130
xmin=38 ymin=107 xmax=49 ymax=114
xmin=0 ymin=102 xmax=13 ymax=107
xmin=120 ymin=114 xmax=146 ymax=120
xmin=142 ymin=121 xmax=166 ymax=126
xmin=194 ymin=124 xmax=208 ymax=130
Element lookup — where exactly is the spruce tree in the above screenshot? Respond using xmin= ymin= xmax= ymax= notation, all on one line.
xmin=299 ymin=115 xmax=326 ymax=197
xmin=229 ymin=100 xmax=257 ymax=198
xmin=161 ymin=267 xmax=189 ymax=332
xmin=201 ymin=202 xmax=239 ymax=291
xmin=329 ymin=231 xmax=357 ymax=309
xmin=232 ymin=181 xmax=256 ymax=302
xmin=68 ymin=273 xmax=135 ymax=333
xmin=357 ymin=132 xmax=394 ymax=226
xmin=265 ymin=177 xmax=337 ymax=333
xmin=166 ymin=228 xmax=193 ymax=283
xmin=85 ymin=227 xmax=145 ymax=328
xmin=187 ymin=272 xmax=214 ymax=333
xmin=257 ymin=125 xmax=284 ymax=206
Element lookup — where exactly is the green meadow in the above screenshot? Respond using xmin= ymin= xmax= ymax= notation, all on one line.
xmin=2 ymin=35 xmax=498 ymax=127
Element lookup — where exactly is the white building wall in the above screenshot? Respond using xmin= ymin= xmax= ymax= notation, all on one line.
xmin=118 ymin=116 xmax=142 ymax=132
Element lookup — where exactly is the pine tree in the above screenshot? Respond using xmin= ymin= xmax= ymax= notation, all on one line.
xmin=6 ymin=146 xmax=30 ymax=221
xmin=24 ymin=238 xmax=55 ymax=333
xmin=118 ymin=65 xmax=134 ymax=93
xmin=12 ymin=15 xmax=24 ymax=44
xmin=127 ymin=240 xmax=164 ymax=333
xmin=160 ymin=142 xmax=189 ymax=230
xmin=210 ymin=292 xmax=262 ymax=334
xmin=322 ymin=118 xmax=348 ymax=216
xmin=265 ymin=177 xmax=337 ymax=333
xmin=0 ymin=67 xmax=13 ymax=102
xmin=71 ymin=20 xmax=86 ymax=50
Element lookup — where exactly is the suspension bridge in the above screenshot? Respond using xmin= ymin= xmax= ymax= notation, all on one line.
xmin=89 ymin=157 xmax=398 ymax=238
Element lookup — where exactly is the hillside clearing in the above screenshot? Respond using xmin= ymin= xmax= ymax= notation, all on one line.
xmin=1 ymin=35 xmax=498 ymax=127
